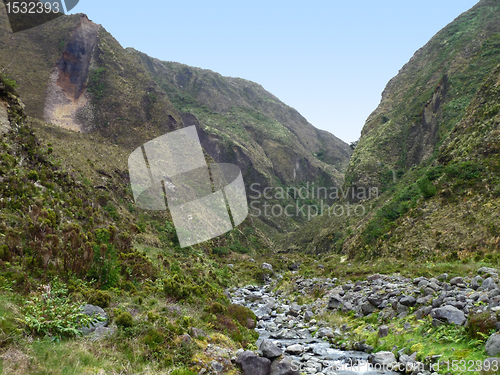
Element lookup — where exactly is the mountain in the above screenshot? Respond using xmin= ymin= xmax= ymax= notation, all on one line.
xmin=284 ymin=0 xmax=500 ymax=259
xmin=0 ymin=8 xmax=351 ymax=235
xmin=346 ymin=0 xmax=500 ymax=192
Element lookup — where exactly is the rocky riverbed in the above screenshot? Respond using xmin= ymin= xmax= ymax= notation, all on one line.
xmin=229 ymin=265 xmax=500 ymax=375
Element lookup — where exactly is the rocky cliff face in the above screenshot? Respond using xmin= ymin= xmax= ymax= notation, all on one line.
xmin=44 ymin=15 xmax=100 ymax=131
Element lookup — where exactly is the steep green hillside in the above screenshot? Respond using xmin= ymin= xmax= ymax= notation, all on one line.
xmin=284 ymin=0 xmax=500 ymax=262
xmin=0 ymin=72 xmax=283 ymax=375
xmin=346 ymin=0 xmax=500 ymax=192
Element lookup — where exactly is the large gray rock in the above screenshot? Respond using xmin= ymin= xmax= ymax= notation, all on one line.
xmin=481 ymin=358 xmax=500 ymax=375
xmin=378 ymin=325 xmax=389 ymax=338
xmin=236 ymin=351 xmax=271 ymax=375
xmin=371 ymin=351 xmax=396 ymax=365
xmin=341 ymin=301 xmax=353 ymax=313
xmin=262 ymin=263 xmax=273 ymax=271
xmin=471 ymin=276 xmax=484 ymax=290
xmin=211 ymin=360 xmax=224 ymax=372
xmin=430 ymin=305 xmax=466 ymax=325
xmin=479 ymin=267 xmax=500 ymax=275
xmin=80 ymin=304 xmax=108 ymax=335
xmin=479 ymin=277 xmax=498 ymax=291
xmin=450 ymin=277 xmax=464 ymax=286
xmin=367 ymin=294 xmax=383 ymax=307
xmin=285 ymin=344 xmax=304 ymax=355
xmin=270 ymin=357 xmax=300 ymax=375
xmin=315 ymin=327 xmax=334 ymax=339
xmin=260 ymin=339 xmax=282 ymax=359
xmin=304 ymin=310 xmax=314 ymax=322
xmin=328 ymin=294 xmax=343 ymax=309
xmin=361 ymin=302 xmax=376 ymax=315
xmin=399 ymin=295 xmax=416 ymax=307
xmin=486 ymin=334 xmax=500 ymax=356
xmin=286 ymin=303 xmax=301 ymax=317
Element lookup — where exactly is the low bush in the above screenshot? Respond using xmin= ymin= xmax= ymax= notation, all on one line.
xmin=115 ymin=312 xmax=133 ymax=328
xmin=227 ymin=304 xmax=256 ymax=329
xmin=20 ymin=278 xmax=102 ymax=339
xmin=468 ymin=312 xmax=497 ymax=339
xmin=87 ymin=289 xmax=111 ymax=308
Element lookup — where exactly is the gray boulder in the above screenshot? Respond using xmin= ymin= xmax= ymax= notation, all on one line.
xmin=479 ymin=277 xmax=498 ymax=291
xmin=80 ymin=304 xmax=108 ymax=335
xmin=367 ymin=295 xmax=383 ymax=307
xmin=478 ymin=267 xmax=500 ymax=275
xmin=304 ymin=310 xmax=314 ymax=322
xmin=471 ymin=276 xmax=483 ymax=290
xmin=236 ymin=351 xmax=271 ymax=375
xmin=316 ymin=327 xmax=334 ymax=339
xmin=341 ymin=301 xmax=353 ymax=313
xmin=328 ymin=294 xmax=343 ymax=309
xmin=260 ymin=339 xmax=282 ymax=359
xmin=486 ymin=334 xmax=500 ymax=356
xmin=211 ymin=360 xmax=224 ymax=372
xmin=270 ymin=357 xmax=300 ymax=375
xmin=430 ymin=305 xmax=466 ymax=325
xmin=262 ymin=263 xmax=273 ymax=271
xmin=450 ymin=277 xmax=464 ymax=286
xmin=286 ymin=303 xmax=301 ymax=317
xmin=361 ymin=302 xmax=376 ymax=315
xmin=399 ymin=296 xmax=416 ymax=307
xmin=481 ymin=358 xmax=500 ymax=375
xmin=371 ymin=351 xmax=396 ymax=365
xmin=285 ymin=344 xmax=304 ymax=355
xmin=378 ymin=325 xmax=389 ymax=338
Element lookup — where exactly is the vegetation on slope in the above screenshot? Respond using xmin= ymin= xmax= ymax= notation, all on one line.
xmin=0 ymin=74 xmax=277 ymax=374
xmin=346 ymin=0 xmax=500 ymax=192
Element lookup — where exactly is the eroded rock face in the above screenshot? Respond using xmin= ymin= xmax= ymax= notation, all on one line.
xmin=44 ymin=15 xmax=100 ymax=132
xmin=0 ymin=102 xmax=10 ymax=134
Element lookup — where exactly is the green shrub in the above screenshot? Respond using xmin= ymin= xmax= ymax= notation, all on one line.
xmin=362 ymin=219 xmax=389 ymax=244
xmin=171 ymin=370 xmax=197 ymax=375
xmin=27 ymin=170 xmax=39 ymax=181
xmin=445 ymin=161 xmax=484 ymax=181
xmin=20 ymin=278 xmax=102 ymax=339
xmin=213 ymin=246 xmax=229 ymax=256
xmin=426 ymin=165 xmax=445 ymax=181
xmin=417 ymin=177 xmax=437 ymax=198
xmin=0 ymin=245 xmax=8 ymax=261
xmin=115 ymin=312 xmax=133 ymax=328
xmin=207 ymin=302 xmax=227 ymax=315
xmin=164 ymin=275 xmax=188 ymax=300
xmin=143 ymin=328 xmax=165 ymax=349
xmin=468 ymin=312 xmax=497 ymax=339
xmin=227 ymin=304 xmax=256 ymax=329
xmin=229 ymin=241 xmax=250 ymax=254
xmin=87 ymin=289 xmax=111 ymax=308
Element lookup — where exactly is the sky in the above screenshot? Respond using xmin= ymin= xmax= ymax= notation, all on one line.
xmin=67 ymin=0 xmax=480 ymax=144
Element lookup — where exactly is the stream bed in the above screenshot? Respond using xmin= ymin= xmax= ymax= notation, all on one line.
xmin=231 ymin=282 xmax=403 ymax=375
